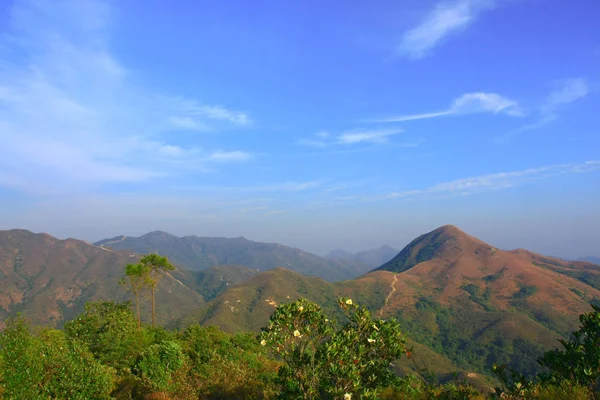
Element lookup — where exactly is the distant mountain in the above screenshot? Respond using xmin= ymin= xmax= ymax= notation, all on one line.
xmin=354 ymin=245 xmax=398 ymax=267
xmin=578 ymin=256 xmax=600 ymax=264
xmin=0 ymin=229 xmax=204 ymax=328
xmin=184 ymin=225 xmax=600 ymax=378
xmin=325 ymin=249 xmax=355 ymax=260
xmin=95 ymin=231 xmax=361 ymax=281
xmin=326 ymin=245 xmax=399 ymax=270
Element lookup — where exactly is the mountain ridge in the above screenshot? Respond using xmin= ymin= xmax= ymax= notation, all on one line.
xmin=94 ymin=230 xmax=365 ymax=281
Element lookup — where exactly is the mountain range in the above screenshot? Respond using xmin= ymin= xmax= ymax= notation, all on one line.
xmin=95 ymin=231 xmax=367 ymax=281
xmin=1 ymin=225 xmax=600 ymax=380
xmin=326 ymin=245 xmax=399 ymax=269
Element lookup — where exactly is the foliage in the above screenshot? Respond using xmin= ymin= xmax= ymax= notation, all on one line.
xmin=538 ymin=303 xmax=600 ymax=390
xmin=0 ymin=315 xmax=45 ymax=399
xmin=0 ymin=315 xmax=115 ymax=400
xmin=4 ymin=295 xmax=600 ymax=399
xmin=258 ymin=297 xmax=407 ymax=399
xmin=139 ymin=253 xmax=175 ymax=328
xmin=494 ymin=302 xmax=600 ymax=399
xmin=120 ymin=262 xmax=151 ymax=329
xmin=64 ymin=301 xmax=146 ymax=372
xmin=133 ymin=340 xmax=185 ymax=392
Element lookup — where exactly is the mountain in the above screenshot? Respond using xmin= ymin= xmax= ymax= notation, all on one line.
xmin=183 ymin=225 xmax=600 ymax=378
xmin=180 ymin=264 xmax=259 ymax=301
xmin=95 ymin=231 xmax=361 ymax=281
xmin=578 ymin=256 xmax=600 ymax=264
xmin=353 ymin=245 xmax=398 ymax=267
xmin=0 ymin=229 xmax=205 ymax=328
xmin=326 ymin=245 xmax=399 ymax=272
xmin=325 ymin=248 xmax=355 ymax=260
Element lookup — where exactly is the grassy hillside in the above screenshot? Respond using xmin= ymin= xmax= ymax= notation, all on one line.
xmin=96 ymin=231 xmax=362 ymax=281
xmin=0 ymin=229 xmax=205 ymax=328
xmin=181 ymin=225 xmax=600 ymax=379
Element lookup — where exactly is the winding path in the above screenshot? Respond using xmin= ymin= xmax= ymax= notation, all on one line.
xmin=378 ymin=273 xmax=400 ymax=318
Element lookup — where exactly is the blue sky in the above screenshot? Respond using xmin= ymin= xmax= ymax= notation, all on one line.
xmin=0 ymin=0 xmax=599 ymax=258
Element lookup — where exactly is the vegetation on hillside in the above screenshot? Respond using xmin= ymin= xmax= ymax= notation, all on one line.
xmin=1 ymin=291 xmax=599 ymax=398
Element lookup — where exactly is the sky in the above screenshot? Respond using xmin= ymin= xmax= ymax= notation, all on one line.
xmin=0 ymin=0 xmax=599 ymax=259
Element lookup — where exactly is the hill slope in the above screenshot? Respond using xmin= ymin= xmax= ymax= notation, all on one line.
xmin=0 ymin=229 xmax=205 ymax=328
xmin=96 ymin=231 xmax=361 ymax=281
xmin=184 ymin=225 xmax=600 ymax=378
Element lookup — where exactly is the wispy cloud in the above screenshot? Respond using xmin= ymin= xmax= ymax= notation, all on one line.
xmin=298 ymin=128 xmax=405 ymax=148
xmin=497 ymin=78 xmax=589 ymax=142
xmin=0 ymin=0 xmax=252 ymax=192
xmin=397 ymin=0 xmax=496 ymax=59
xmin=376 ymin=91 xmax=522 ymax=123
xmin=207 ymin=151 xmax=253 ymax=162
xmin=361 ymin=160 xmax=600 ymax=201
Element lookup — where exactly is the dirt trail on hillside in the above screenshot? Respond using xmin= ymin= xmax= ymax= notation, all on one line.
xmin=378 ymin=273 xmax=399 ymax=318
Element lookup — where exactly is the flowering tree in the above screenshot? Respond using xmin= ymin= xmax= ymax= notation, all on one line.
xmin=258 ymin=297 xmax=407 ymax=399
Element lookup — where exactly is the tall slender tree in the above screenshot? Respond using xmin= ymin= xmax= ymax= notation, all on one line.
xmin=139 ymin=254 xmax=174 ymax=328
xmin=120 ymin=263 xmax=150 ymax=330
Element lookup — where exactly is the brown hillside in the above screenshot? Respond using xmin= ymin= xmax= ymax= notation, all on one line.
xmin=0 ymin=229 xmax=204 ymax=328
xmin=187 ymin=225 xmax=600 ymax=377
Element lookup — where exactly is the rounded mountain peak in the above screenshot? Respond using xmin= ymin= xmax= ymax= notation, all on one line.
xmin=375 ymin=225 xmax=490 ymax=273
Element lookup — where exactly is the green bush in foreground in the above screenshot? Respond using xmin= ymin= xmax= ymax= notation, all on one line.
xmin=0 ymin=315 xmax=115 ymax=400
xmin=258 ymin=297 xmax=407 ymax=399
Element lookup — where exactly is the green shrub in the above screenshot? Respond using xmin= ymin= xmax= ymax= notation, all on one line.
xmin=37 ymin=329 xmax=116 ymax=399
xmin=0 ymin=315 xmax=115 ymax=400
xmin=133 ymin=340 xmax=185 ymax=392
xmin=258 ymin=297 xmax=407 ymax=399
xmin=64 ymin=301 xmax=146 ymax=372
xmin=0 ymin=315 xmax=45 ymax=399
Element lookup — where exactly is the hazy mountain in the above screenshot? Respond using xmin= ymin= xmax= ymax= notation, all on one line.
xmin=578 ymin=256 xmax=600 ymax=264
xmin=325 ymin=249 xmax=355 ymax=260
xmin=95 ymin=231 xmax=362 ymax=281
xmin=0 ymin=229 xmax=205 ymax=328
xmin=183 ymin=225 xmax=600 ymax=377
xmin=354 ymin=245 xmax=398 ymax=268
xmin=326 ymin=245 xmax=399 ymax=271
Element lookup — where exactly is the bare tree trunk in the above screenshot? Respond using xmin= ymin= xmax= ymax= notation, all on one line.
xmin=135 ymin=292 xmax=141 ymax=330
xmin=151 ymin=284 xmax=156 ymax=328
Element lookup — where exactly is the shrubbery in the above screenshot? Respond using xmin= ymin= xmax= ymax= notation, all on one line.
xmin=1 ymin=297 xmax=599 ymax=399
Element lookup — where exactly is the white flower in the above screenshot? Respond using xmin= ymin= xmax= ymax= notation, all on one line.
xmin=367 ymin=338 xmax=375 ymax=343
xmin=293 ymin=330 xmax=302 ymax=338
xmin=345 ymin=299 xmax=353 ymax=305
xmin=260 ymin=339 xmax=267 ymax=346
xmin=344 ymin=393 xmax=352 ymax=400
xmin=298 ymin=306 xmax=304 ymax=311
xmin=325 ymin=319 xmax=330 ymax=322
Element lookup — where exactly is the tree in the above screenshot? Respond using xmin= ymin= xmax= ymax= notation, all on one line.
xmin=258 ymin=297 xmax=407 ymax=399
xmin=538 ymin=303 xmax=600 ymax=391
xmin=120 ymin=262 xmax=150 ymax=330
xmin=139 ymin=254 xmax=175 ymax=328
xmin=64 ymin=301 xmax=145 ymax=371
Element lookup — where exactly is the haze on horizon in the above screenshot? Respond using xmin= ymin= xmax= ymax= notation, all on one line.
xmin=0 ymin=0 xmax=598 ymax=260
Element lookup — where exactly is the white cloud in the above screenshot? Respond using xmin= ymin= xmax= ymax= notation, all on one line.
xmin=185 ymin=104 xmax=251 ymax=126
xmin=377 ymin=91 xmax=521 ymax=123
xmin=0 ymin=0 xmax=252 ymax=192
xmin=450 ymin=92 xmax=523 ymax=115
xmin=298 ymin=128 xmax=405 ymax=147
xmin=207 ymin=151 xmax=253 ymax=162
xmin=544 ymin=78 xmax=589 ymax=110
xmin=397 ymin=0 xmax=496 ymax=59
xmin=498 ymin=78 xmax=589 ymax=142
xmin=363 ymin=160 xmax=600 ymax=201
xmin=337 ymin=128 xmax=404 ymax=144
